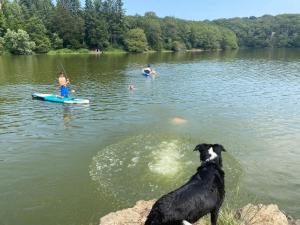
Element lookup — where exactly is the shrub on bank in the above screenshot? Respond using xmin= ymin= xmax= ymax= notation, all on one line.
xmin=171 ymin=41 xmax=187 ymax=51
xmin=4 ymin=29 xmax=35 ymax=55
xmin=124 ymin=28 xmax=148 ymax=53
xmin=103 ymin=46 xmax=127 ymax=54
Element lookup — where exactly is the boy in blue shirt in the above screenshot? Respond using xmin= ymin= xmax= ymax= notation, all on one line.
xmin=58 ymin=72 xmax=69 ymax=98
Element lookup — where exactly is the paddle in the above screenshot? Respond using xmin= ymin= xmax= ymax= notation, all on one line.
xmin=59 ymin=63 xmax=70 ymax=84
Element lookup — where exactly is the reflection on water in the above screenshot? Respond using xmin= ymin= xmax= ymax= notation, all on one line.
xmin=0 ymin=49 xmax=300 ymax=225
xmin=63 ymin=106 xmax=71 ymax=127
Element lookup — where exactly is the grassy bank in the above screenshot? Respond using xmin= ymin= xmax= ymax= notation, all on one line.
xmin=47 ymin=48 xmax=91 ymax=55
xmin=199 ymin=205 xmax=240 ymax=225
xmin=102 ymin=47 xmax=127 ymax=54
xmin=47 ymin=47 xmax=127 ymax=55
xmin=2 ymin=47 xmax=218 ymax=56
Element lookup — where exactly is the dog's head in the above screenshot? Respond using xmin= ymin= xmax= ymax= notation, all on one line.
xmin=193 ymin=143 xmax=226 ymax=167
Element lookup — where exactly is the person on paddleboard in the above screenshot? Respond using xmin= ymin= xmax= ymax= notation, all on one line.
xmin=58 ymin=71 xmax=69 ymax=98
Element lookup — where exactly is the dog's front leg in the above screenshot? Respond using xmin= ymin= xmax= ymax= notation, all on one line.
xmin=182 ymin=220 xmax=193 ymax=225
xmin=210 ymin=208 xmax=219 ymax=225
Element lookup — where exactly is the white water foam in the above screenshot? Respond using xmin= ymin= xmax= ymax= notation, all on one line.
xmin=89 ymin=135 xmax=195 ymax=201
xmin=148 ymin=140 xmax=185 ymax=176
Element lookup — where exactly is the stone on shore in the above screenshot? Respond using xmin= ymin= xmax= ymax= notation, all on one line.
xmin=100 ymin=200 xmax=155 ymax=225
xmin=236 ymin=203 xmax=296 ymax=225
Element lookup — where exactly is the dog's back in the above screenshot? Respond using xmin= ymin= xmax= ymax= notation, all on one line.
xmin=145 ymin=162 xmax=225 ymax=225
xmin=145 ymin=144 xmax=226 ymax=225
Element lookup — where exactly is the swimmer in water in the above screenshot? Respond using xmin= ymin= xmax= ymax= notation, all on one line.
xmin=128 ymin=84 xmax=135 ymax=90
xmin=171 ymin=116 xmax=188 ymax=125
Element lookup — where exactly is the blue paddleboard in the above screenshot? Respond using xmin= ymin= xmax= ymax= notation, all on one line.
xmin=32 ymin=93 xmax=90 ymax=104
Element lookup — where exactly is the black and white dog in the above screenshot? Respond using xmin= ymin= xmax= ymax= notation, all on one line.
xmin=145 ymin=143 xmax=226 ymax=225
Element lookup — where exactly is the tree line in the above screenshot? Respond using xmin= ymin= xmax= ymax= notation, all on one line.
xmin=0 ymin=0 xmax=126 ymax=54
xmin=214 ymin=14 xmax=300 ymax=48
xmin=0 ymin=0 xmax=299 ymax=55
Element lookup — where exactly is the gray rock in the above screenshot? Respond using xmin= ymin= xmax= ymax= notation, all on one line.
xmin=100 ymin=200 xmax=155 ymax=225
xmin=236 ymin=203 xmax=289 ymax=225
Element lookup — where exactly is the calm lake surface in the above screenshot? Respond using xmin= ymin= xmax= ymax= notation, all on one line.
xmin=0 ymin=49 xmax=300 ymax=225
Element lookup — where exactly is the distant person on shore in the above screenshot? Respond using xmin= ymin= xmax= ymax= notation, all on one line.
xmin=58 ymin=71 xmax=70 ymax=98
xmin=95 ymin=48 xmax=102 ymax=54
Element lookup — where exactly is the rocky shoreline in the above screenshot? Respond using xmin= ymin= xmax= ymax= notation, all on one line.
xmin=100 ymin=200 xmax=299 ymax=225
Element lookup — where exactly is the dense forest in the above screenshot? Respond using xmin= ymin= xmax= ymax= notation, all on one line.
xmin=0 ymin=0 xmax=299 ymax=55
xmin=214 ymin=14 xmax=300 ymax=48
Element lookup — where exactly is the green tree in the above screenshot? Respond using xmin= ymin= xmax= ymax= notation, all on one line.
xmin=177 ymin=21 xmax=192 ymax=49
xmin=25 ymin=16 xmax=51 ymax=53
xmin=0 ymin=9 xmax=6 ymax=37
xmin=220 ymin=28 xmax=238 ymax=49
xmin=0 ymin=37 xmax=4 ymax=54
xmin=112 ymin=0 xmax=125 ymax=45
xmin=52 ymin=2 xmax=84 ymax=48
xmin=84 ymin=0 xmax=109 ymax=49
xmin=2 ymin=1 xmax=25 ymax=31
xmin=50 ymin=33 xmax=63 ymax=49
xmin=57 ymin=0 xmax=80 ymax=13
xmin=124 ymin=28 xmax=147 ymax=52
xmin=4 ymin=29 xmax=35 ymax=54
xmin=162 ymin=17 xmax=180 ymax=49
xmin=142 ymin=12 xmax=163 ymax=50
xmin=19 ymin=0 xmax=54 ymax=29
xmin=84 ymin=0 xmax=95 ymax=47
xmin=103 ymin=0 xmax=125 ymax=47
xmin=214 ymin=14 xmax=300 ymax=48
xmin=171 ymin=40 xmax=186 ymax=51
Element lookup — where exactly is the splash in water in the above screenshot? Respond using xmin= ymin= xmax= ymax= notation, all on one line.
xmin=89 ymin=135 xmax=193 ymax=201
xmin=148 ymin=140 xmax=186 ymax=176
xmin=89 ymin=134 xmax=241 ymax=202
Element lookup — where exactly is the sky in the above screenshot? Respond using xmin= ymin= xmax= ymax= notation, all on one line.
xmin=122 ymin=0 xmax=300 ymax=21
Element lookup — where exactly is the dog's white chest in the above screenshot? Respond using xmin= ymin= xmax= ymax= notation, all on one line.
xmin=182 ymin=220 xmax=193 ymax=225
xmin=207 ymin=147 xmax=218 ymax=161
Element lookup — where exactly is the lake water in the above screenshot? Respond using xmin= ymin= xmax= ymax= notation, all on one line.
xmin=0 ymin=49 xmax=299 ymax=225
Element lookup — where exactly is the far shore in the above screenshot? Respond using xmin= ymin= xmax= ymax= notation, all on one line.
xmin=45 ymin=48 xmax=206 ymax=55
xmin=0 ymin=48 xmax=225 ymax=56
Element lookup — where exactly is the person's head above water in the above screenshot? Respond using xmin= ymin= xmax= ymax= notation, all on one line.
xmin=59 ymin=71 xmax=65 ymax=77
xmin=147 ymin=64 xmax=151 ymax=67
xmin=128 ymin=84 xmax=135 ymax=90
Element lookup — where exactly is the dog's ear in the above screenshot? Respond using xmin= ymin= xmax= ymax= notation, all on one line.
xmin=193 ymin=144 xmax=211 ymax=152
xmin=213 ymin=144 xmax=226 ymax=152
